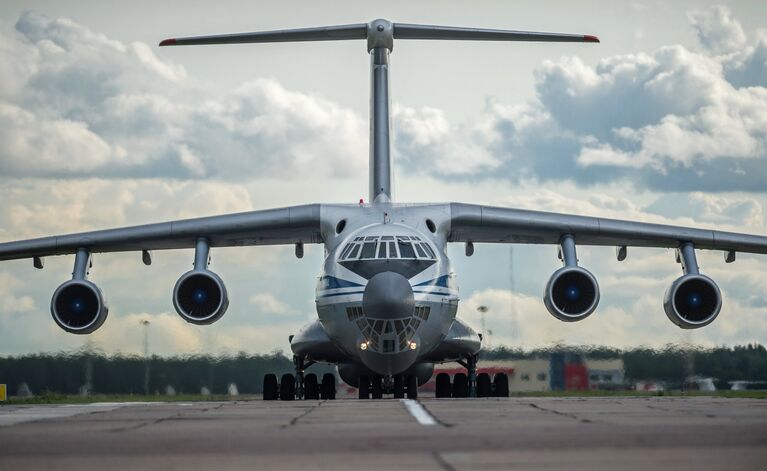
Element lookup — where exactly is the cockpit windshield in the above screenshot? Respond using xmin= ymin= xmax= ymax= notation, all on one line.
xmin=339 ymin=235 xmax=437 ymax=261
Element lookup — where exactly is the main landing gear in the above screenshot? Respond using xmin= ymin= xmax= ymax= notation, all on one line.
xmin=357 ymin=374 xmax=419 ymax=399
xmin=433 ymin=354 xmax=509 ymax=398
xmin=263 ymin=355 xmax=336 ymax=401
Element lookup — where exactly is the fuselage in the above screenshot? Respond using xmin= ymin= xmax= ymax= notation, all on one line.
xmin=315 ymin=221 xmax=459 ymax=376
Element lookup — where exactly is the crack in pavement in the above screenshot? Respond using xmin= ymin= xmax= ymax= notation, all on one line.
xmin=528 ymin=402 xmax=594 ymax=423
xmin=282 ymin=401 xmax=325 ymax=428
xmin=432 ymin=451 xmax=457 ymax=471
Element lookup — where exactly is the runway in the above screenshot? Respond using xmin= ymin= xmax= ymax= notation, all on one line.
xmin=1 ymin=397 xmax=766 ymax=470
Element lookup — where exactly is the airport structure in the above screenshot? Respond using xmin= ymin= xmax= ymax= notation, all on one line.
xmin=2 ymin=19 xmax=767 ymax=401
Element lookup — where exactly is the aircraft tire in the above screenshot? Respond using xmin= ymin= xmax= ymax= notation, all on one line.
xmin=321 ymin=373 xmax=336 ymax=399
xmin=263 ymin=373 xmax=279 ymax=400
xmin=393 ymin=375 xmax=405 ymax=399
xmin=493 ymin=373 xmax=509 ymax=397
xmin=358 ymin=375 xmax=370 ymax=399
xmin=280 ymin=373 xmax=295 ymax=401
xmin=435 ymin=372 xmax=451 ymax=398
xmin=304 ymin=373 xmax=319 ymax=400
xmin=406 ymin=375 xmax=418 ymax=399
xmin=477 ymin=373 xmax=492 ymax=397
xmin=371 ymin=375 xmax=383 ymax=399
xmin=452 ymin=373 xmax=468 ymax=398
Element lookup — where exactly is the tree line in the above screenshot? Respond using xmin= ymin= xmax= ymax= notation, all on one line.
xmin=1 ymin=344 xmax=765 ymax=395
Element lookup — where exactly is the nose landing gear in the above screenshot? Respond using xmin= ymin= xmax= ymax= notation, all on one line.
xmin=358 ymin=374 xmax=419 ymax=399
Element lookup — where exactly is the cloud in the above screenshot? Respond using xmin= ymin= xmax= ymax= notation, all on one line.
xmin=689 ymin=6 xmax=747 ymax=55
xmin=249 ymin=293 xmax=291 ymax=315
xmin=0 ymin=12 xmax=367 ymax=181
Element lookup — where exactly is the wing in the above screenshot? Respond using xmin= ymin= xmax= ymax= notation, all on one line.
xmin=448 ymin=203 xmax=767 ymax=255
xmin=0 ymin=204 xmax=322 ymax=262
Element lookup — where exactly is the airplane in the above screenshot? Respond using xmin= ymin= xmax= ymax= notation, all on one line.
xmin=2 ymin=19 xmax=767 ymax=401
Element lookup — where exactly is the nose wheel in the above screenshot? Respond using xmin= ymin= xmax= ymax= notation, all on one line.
xmin=358 ymin=374 xmax=418 ymax=399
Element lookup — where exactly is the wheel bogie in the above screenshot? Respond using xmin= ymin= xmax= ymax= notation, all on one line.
xmin=406 ymin=375 xmax=418 ymax=399
xmin=452 ymin=373 xmax=468 ymax=398
xmin=280 ymin=373 xmax=296 ymax=401
xmin=321 ymin=373 xmax=336 ymax=399
xmin=477 ymin=373 xmax=492 ymax=397
xmin=304 ymin=373 xmax=319 ymax=400
xmin=435 ymin=372 xmax=451 ymax=398
xmin=263 ymin=373 xmax=278 ymax=400
xmin=493 ymin=373 xmax=509 ymax=397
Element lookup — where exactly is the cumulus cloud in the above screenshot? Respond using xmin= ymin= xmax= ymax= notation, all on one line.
xmin=0 ymin=12 xmax=366 ymax=180
xmin=388 ymin=6 xmax=767 ymax=193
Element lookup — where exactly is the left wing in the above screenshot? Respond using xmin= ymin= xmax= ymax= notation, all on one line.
xmin=449 ymin=203 xmax=767 ymax=254
xmin=0 ymin=204 xmax=322 ymax=262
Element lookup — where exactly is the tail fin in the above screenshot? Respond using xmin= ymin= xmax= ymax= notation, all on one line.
xmin=159 ymin=19 xmax=598 ymax=203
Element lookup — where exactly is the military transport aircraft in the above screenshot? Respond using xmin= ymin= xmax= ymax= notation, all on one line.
xmin=2 ymin=20 xmax=766 ymax=400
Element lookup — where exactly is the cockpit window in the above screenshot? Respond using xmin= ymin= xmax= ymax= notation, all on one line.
xmin=360 ymin=242 xmax=377 ymax=259
xmin=397 ymin=239 xmax=416 ymax=258
xmin=340 ymin=236 xmax=437 ymax=261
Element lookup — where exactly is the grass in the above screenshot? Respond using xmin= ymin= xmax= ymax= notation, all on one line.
xmin=510 ymin=390 xmax=767 ymax=399
xmin=2 ymin=390 xmax=767 ymax=404
xmin=1 ymin=392 xmax=251 ymax=405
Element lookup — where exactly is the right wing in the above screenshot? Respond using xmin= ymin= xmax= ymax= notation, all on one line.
xmin=0 ymin=204 xmax=322 ymax=262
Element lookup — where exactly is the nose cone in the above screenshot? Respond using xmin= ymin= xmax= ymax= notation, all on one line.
xmin=360 ymin=347 xmax=420 ymax=376
xmin=362 ymin=271 xmax=414 ymax=319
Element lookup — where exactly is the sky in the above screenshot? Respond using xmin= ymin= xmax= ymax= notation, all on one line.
xmin=0 ymin=0 xmax=766 ymax=356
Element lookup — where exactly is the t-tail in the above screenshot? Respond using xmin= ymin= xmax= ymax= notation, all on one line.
xmin=160 ymin=20 xmax=599 ymax=203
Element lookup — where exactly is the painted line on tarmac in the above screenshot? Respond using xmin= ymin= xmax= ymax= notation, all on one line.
xmin=401 ymin=399 xmax=437 ymax=426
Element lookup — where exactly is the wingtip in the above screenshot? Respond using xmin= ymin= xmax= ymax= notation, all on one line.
xmin=584 ymin=35 xmax=600 ymax=43
xmin=159 ymin=38 xmax=177 ymax=47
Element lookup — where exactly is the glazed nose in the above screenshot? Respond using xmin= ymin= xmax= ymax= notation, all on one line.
xmin=362 ymin=271 xmax=414 ymax=319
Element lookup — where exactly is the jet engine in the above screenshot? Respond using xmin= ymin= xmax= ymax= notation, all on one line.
xmin=543 ymin=235 xmax=600 ymax=322
xmin=664 ymin=242 xmax=722 ymax=329
xmin=51 ymin=279 xmax=109 ymax=334
xmin=173 ymin=270 xmax=229 ymax=324
xmin=172 ymin=238 xmax=229 ymax=324
xmin=663 ymin=274 xmax=721 ymax=329
xmin=544 ymin=266 xmax=600 ymax=321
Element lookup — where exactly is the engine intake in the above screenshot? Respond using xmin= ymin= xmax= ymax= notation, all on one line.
xmin=544 ymin=266 xmax=600 ymax=321
xmin=664 ymin=274 xmax=721 ymax=329
xmin=173 ymin=270 xmax=229 ymax=324
xmin=51 ymin=280 xmax=108 ymax=334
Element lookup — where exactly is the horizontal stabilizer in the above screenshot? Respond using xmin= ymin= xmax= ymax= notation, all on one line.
xmin=160 ymin=23 xmax=367 ymax=47
xmin=393 ymin=23 xmax=599 ymax=43
xmin=160 ymin=20 xmax=599 ymax=47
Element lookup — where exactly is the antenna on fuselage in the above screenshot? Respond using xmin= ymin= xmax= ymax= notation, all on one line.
xmin=160 ymin=20 xmax=599 ymax=203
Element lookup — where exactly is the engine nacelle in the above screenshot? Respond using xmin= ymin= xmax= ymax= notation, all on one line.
xmin=663 ymin=274 xmax=721 ymax=329
xmin=544 ymin=266 xmax=600 ymax=322
xmin=50 ymin=280 xmax=109 ymax=334
xmin=172 ymin=270 xmax=229 ymax=325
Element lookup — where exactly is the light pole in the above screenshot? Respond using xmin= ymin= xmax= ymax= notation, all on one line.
xmin=141 ymin=319 xmax=150 ymax=395
xmin=477 ymin=305 xmax=490 ymax=349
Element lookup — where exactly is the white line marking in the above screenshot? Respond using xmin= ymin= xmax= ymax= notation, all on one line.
xmin=401 ymin=399 xmax=437 ymax=426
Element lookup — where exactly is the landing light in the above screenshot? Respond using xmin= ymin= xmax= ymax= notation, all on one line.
xmin=409 ymin=341 xmax=417 ymax=350
xmin=360 ymin=341 xmax=369 ymax=350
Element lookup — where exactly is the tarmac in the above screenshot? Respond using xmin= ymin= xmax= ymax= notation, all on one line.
xmin=1 ymin=396 xmax=766 ymax=470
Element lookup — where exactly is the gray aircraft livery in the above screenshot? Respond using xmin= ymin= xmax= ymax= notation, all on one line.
xmin=2 ymin=20 xmax=766 ymax=400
